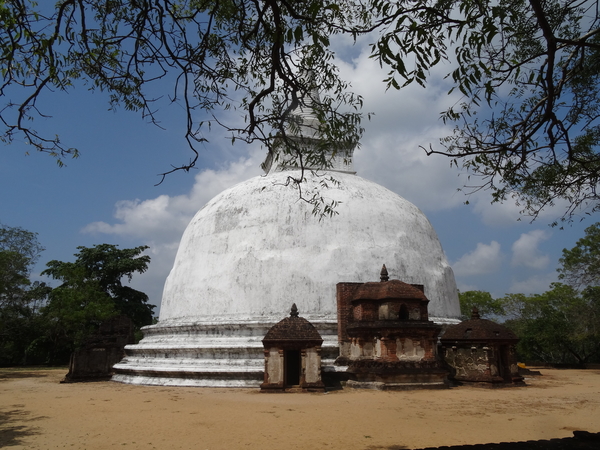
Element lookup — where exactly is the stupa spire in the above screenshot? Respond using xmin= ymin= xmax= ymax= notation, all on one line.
xmin=380 ymin=264 xmax=389 ymax=282
xmin=261 ymin=78 xmax=357 ymax=176
xmin=290 ymin=303 xmax=299 ymax=317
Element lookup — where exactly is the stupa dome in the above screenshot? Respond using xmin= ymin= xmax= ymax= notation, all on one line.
xmin=113 ymin=91 xmax=460 ymax=387
xmin=159 ymin=169 xmax=459 ymax=325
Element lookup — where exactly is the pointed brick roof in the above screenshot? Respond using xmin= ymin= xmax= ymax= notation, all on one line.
xmin=263 ymin=304 xmax=323 ymax=343
xmin=353 ymin=279 xmax=427 ymax=301
xmin=442 ymin=308 xmax=518 ymax=342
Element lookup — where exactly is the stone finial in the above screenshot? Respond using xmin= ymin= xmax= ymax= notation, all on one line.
xmin=471 ymin=307 xmax=481 ymax=320
xmin=290 ymin=303 xmax=299 ymax=317
xmin=380 ymin=264 xmax=389 ymax=282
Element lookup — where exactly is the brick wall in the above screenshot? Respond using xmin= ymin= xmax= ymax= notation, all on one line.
xmin=336 ymin=282 xmax=362 ymax=344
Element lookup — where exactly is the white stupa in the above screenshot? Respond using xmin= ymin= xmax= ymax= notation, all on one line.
xmin=113 ymin=94 xmax=461 ymax=387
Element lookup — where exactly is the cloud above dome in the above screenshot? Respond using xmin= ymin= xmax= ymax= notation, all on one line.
xmin=511 ymin=230 xmax=552 ymax=269
xmin=452 ymin=241 xmax=503 ymax=277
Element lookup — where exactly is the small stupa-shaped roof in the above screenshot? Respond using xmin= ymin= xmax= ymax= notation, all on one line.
xmin=352 ymin=265 xmax=427 ymax=302
xmin=442 ymin=308 xmax=519 ymax=342
xmin=263 ymin=304 xmax=323 ymax=344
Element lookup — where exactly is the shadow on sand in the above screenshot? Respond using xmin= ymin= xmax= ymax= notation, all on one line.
xmin=0 ymin=407 xmax=47 ymax=447
xmin=361 ymin=432 xmax=600 ymax=450
xmin=409 ymin=431 xmax=600 ymax=450
xmin=0 ymin=367 xmax=66 ymax=381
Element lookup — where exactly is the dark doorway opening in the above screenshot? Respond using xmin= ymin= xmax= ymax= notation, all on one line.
xmin=499 ymin=346 xmax=511 ymax=381
xmin=285 ymin=350 xmax=301 ymax=386
xmin=399 ymin=304 xmax=409 ymax=320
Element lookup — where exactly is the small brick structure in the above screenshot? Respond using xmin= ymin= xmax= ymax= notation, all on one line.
xmin=62 ymin=315 xmax=135 ymax=383
xmin=260 ymin=304 xmax=325 ymax=392
xmin=441 ymin=307 xmax=524 ymax=386
xmin=336 ymin=265 xmax=448 ymax=390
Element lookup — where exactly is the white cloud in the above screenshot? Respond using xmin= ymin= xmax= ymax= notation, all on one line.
xmin=511 ymin=229 xmax=552 ymax=269
xmin=83 ymin=148 xmax=265 ymax=240
xmin=471 ymin=195 xmax=523 ymax=226
xmin=452 ymin=241 xmax=503 ymax=276
xmin=510 ymin=272 xmax=558 ymax=294
xmin=330 ymin=42 xmax=584 ymax=227
xmin=332 ymin=46 xmax=470 ymax=212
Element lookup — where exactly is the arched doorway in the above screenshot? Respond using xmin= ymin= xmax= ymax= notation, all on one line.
xmin=285 ymin=349 xmax=301 ymax=386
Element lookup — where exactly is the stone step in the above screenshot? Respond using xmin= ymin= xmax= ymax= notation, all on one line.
xmin=112 ymin=359 xmax=340 ymax=388
xmin=140 ymin=321 xmax=339 ymax=339
xmin=112 ymin=320 xmax=342 ymax=388
xmin=117 ymin=355 xmax=337 ymax=367
xmin=127 ymin=338 xmax=340 ymax=348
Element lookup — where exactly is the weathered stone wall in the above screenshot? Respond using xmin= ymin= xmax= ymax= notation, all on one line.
xmin=265 ymin=348 xmax=283 ymax=385
xmin=303 ymin=347 xmax=321 ymax=384
xmin=444 ymin=345 xmax=497 ymax=383
xmin=64 ymin=316 xmax=134 ymax=383
xmin=396 ymin=338 xmax=426 ymax=361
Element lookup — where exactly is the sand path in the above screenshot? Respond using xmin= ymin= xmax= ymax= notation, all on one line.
xmin=1 ymin=368 xmax=599 ymax=449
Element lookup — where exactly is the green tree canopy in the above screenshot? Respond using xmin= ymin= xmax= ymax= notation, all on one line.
xmin=501 ymin=283 xmax=600 ymax=364
xmin=458 ymin=290 xmax=505 ymax=320
xmin=36 ymin=244 xmax=154 ymax=364
xmin=0 ymin=250 xmax=30 ymax=307
xmin=0 ymin=223 xmax=46 ymax=311
xmin=558 ymin=222 xmax=600 ymax=287
xmin=42 ymin=244 xmax=155 ymax=329
xmin=0 ymin=223 xmax=45 ymax=273
xmin=2 ymin=1 xmax=599 ymax=217
xmin=368 ymin=0 xmax=600 ymax=220
xmin=0 ymin=224 xmax=50 ymax=366
xmin=40 ymin=265 xmax=117 ymax=363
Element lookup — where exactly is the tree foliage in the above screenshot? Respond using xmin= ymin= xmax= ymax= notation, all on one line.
xmin=40 ymin=265 xmax=117 ymax=363
xmin=458 ymin=290 xmax=505 ymax=320
xmin=0 ymin=237 xmax=154 ymax=366
xmin=366 ymin=0 xmax=600 ymax=220
xmin=0 ymin=223 xmax=45 ymax=273
xmin=558 ymin=222 xmax=600 ymax=287
xmin=0 ymin=224 xmax=50 ymax=366
xmin=0 ymin=250 xmax=30 ymax=306
xmin=0 ymin=0 xmax=363 ymax=181
xmin=42 ymin=244 xmax=155 ymax=329
xmin=2 ymin=1 xmax=600 ymax=217
xmin=501 ymin=283 xmax=600 ymax=364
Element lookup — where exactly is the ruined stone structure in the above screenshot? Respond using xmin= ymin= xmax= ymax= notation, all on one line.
xmin=260 ymin=304 xmax=325 ymax=392
xmin=441 ymin=308 xmax=524 ymax=386
xmin=63 ymin=316 xmax=134 ymax=383
xmin=113 ymin=93 xmax=461 ymax=387
xmin=336 ymin=266 xmax=449 ymax=390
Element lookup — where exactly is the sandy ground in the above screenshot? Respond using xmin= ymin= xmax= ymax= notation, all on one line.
xmin=0 ymin=368 xmax=599 ymax=450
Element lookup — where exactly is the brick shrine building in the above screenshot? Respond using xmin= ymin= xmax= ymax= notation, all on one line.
xmin=335 ymin=265 xmax=449 ymax=390
xmin=260 ymin=304 xmax=325 ymax=392
xmin=441 ymin=307 xmax=524 ymax=386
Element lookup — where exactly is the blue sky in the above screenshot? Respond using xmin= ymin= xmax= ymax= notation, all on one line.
xmin=0 ymin=36 xmax=593 ymax=316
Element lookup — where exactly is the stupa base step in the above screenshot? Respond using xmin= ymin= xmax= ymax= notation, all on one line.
xmin=112 ymin=360 xmax=340 ymax=388
xmin=112 ymin=367 xmax=263 ymax=388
